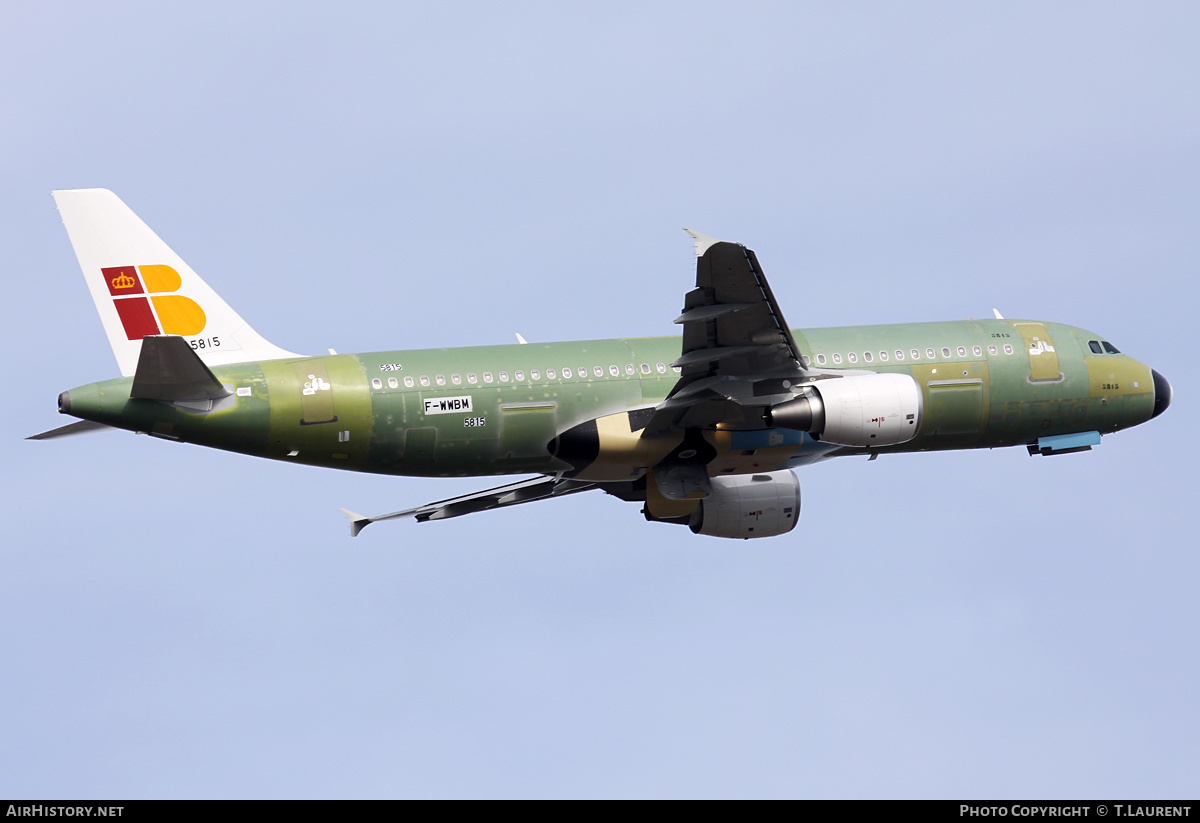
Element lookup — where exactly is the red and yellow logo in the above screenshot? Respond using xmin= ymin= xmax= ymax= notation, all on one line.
xmin=101 ymin=265 xmax=206 ymax=340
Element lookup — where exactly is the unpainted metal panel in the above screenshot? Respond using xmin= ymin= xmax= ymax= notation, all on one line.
xmin=1012 ymin=322 xmax=1061 ymax=382
xmin=295 ymin=361 xmax=337 ymax=425
xmin=927 ymin=383 xmax=984 ymax=437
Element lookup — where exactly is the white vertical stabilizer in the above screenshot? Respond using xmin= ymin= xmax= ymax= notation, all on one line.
xmin=53 ymin=188 xmax=300 ymax=376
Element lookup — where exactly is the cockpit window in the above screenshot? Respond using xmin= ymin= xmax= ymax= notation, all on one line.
xmin=1102 ymin=341 xmax=1120 ymax=354
xmin=1089 ymin=341 xmax=1103 ymax=354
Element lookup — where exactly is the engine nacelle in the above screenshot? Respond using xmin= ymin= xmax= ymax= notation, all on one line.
xmin=769 ymin=373 xmax=922 ymax=448
xmin=688 ymin=470 xmax=802 ymax=539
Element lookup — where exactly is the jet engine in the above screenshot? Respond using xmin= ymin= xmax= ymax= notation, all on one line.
xmin=687 ymin=470 xmax=802 ymax=539
xmin=768 ymin=373 xmax=922 ymax=448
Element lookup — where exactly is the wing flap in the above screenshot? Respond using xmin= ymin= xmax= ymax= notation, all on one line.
xmin=671 ymin=343 xmax=784 ymax=369
xmin=672 ymin=302 xmax=755 ymax=324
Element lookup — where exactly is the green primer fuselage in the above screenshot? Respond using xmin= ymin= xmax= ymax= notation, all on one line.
xmin=61 ymin=318 xmax=1158 ymax=479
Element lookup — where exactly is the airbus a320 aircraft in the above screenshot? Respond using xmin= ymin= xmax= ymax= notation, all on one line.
xmin=32 ymin=189 xmax=1172 ymax=539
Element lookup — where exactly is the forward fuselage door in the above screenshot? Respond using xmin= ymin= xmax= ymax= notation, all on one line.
xmin=1012 ymin=322 xmax=1062 ymax=382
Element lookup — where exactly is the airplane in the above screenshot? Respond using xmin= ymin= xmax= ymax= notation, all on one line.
xmin=31 ymin=189 xmax=1172 ymax=539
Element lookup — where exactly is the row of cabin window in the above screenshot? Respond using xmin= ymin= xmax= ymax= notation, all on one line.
xmin=369 ymin=362 xmax=677 ymax=390
xmin=801 ymin=343 xmax=1014 ymax=368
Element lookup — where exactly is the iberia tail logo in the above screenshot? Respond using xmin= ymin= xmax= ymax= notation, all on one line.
xmin=101 ymin=265 xmax=206 ymax=340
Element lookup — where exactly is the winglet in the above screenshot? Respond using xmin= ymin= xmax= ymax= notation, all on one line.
xmin=515 ymin=333 xmax=528 ymax=345
xmin=993 ymin=308 xmax=1004 ymax=320
xmin=683 ymin=228 xmax=721 ymax=257
xmin=338 ymin=508 xmax=370 ymax=537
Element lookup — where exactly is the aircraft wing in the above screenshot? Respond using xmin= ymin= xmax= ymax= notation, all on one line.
xmin=642 ymin=230 xmax=807 ymax=437
xmin=340 ymin=475 xmax=597 ymax=536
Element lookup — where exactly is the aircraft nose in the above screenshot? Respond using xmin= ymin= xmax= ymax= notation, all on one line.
xmin=1151 ymin=369 xmax=1173 ymax=419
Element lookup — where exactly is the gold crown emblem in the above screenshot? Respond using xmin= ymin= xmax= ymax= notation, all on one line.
xmin=111 ymin=272 xmax=136 ymax=289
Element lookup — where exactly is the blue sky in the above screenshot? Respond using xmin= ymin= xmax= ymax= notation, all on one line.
xmin=3 ymin=2 xmax=1196 ymax=798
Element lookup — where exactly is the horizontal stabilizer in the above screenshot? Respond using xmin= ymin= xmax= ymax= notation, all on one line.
xmin=130 ymin=335 xmax=231 ymax=402
xmin=26 ymin=420 xmax=113 ymax=440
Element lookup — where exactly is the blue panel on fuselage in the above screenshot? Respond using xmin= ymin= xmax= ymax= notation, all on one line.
xmin=1035 ymin=430 xmax=1101 ymax=452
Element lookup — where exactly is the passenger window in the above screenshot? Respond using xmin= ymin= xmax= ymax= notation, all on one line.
xmin=1003 ymin=344 xmax=1013 ymax=355
xmin=562 ymin=367 xmax=572 ymax=378
xmin=1102 ymin=341 xmax=1120 ymax=354
xmin=911 ymin=349 xmax=920 ymax=360
xmin=801 ymin=355 xmax=811 ymax=367
xmin=848 ymin=353 xmax=857 ymax=363
xmin=862 ymin=351 xmax=872 ymax=363
xmin=832 ymin=353 xmax=842 ymax=364
xmin=878 ymin=351 xmax=887 ymax=361
xmin=387 ymin=377 xmax=398 ymax=389
xmin=594 ymin=366 xmax=604 ymax=377
xmin=973 ymin=346 xmax=982 ymax=357
xmin=988 ymin=345 xmax=997 ymax=356
xmin=530 ymin=370 xmax=540 ymax=381
xmin=404 ymin=376 xmax=415 ymax=388
xmin=371 ymin=378 xmax=382 ymax=389
xmin=420 ymin=375 xmax=430 ymax=387
xmin=816 ymin=354 xmax=827 ymax=365
xmin=514 ymin=370 xmax=525 ymax=382
xmin=656 ymin=363 xmax=667 ymax=374
xmin=894 ymin=350 xmax=903 ymax=361
xmin=483 ymin=372 xmax=493 ymax=383
xmin=942 ymin=347 xmax=951 ymax=358
xmin=957 ymin=346 xmax=966 ymax=357
xmin=609 ymin=365 xmax=619 ymax=376
xmin=625 ymin=364 xmax=635 ymax=375
xmin=435 ymin=375 xmax=446 ymax=386
xmin=641 ymin=363 xmax=651 ymax=374
xmin=926 ymin=348 xmax=935 ymax=359
xmin=451 ymin=374 xmax=461 ymax=385
xmin=546 ymin=369 xmax=556 ymax=379
xmin=467 ymin=373 xmax=477 ymax=384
